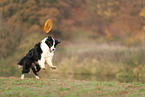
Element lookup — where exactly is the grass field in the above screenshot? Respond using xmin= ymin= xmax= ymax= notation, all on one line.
xmin=0 ymin=77 xmax=145 ymax=97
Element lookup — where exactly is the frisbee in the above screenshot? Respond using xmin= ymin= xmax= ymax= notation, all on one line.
xmin=44 ymin=19 xmax=53 ymax=33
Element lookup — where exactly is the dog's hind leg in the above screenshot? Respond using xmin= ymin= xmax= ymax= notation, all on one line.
xmin=21 ymin=62 xmax=31 ymax=80
xmin=35 ymin=63 xmax=41 ymax=72
xmin=31 ymin=66 xmax=40 ymax=80
xmin=21 ymin=69 xmax=30 ymax=80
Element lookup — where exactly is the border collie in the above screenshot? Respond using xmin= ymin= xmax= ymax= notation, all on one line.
xmin=17 ymin=36 xmax=61 ymax=80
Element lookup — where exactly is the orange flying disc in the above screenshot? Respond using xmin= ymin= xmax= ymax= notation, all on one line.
xmin=44 ymin=19 xmax=53 ymax=33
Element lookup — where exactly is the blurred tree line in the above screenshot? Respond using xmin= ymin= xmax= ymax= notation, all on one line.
xmin=0 ymin=0 xmax=145 ymax=58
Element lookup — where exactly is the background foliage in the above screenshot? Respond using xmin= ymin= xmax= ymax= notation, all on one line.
xmin=0 ymin=0 xmax=145 ymax=82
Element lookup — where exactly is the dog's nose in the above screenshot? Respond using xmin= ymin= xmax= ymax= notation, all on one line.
xmin=52 ymin=49 xmax=55 ymax=51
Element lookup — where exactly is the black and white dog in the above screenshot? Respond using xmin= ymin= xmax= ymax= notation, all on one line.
xmin=18 ymin=36 xmax=61 ymax=80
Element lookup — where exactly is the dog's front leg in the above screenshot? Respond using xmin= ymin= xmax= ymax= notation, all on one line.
xmin=46 ymin=57 xmax=56 ymax=69
xmin=38 ymin=56 xmax=46 ymax=70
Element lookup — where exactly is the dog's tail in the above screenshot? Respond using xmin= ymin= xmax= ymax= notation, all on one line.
xmin=18 ymin=64 xmax=23 ymax=69
xmin=17 ymin=57 xmax=24 ymax=69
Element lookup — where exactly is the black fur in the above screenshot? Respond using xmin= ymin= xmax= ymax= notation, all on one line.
xmin=18 ymin=43 xmax=42 ymax=75
xmin=17 ymin=36 xmax=60 ymax=78
xmin=45 ymin=36 xmax=53 ymax=48
xmin=55 ymin=40 xmax=61 ymax=48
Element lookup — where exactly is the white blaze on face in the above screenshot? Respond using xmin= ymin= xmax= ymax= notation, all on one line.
xmin=51 ymin=38 xmax=56 ymax=51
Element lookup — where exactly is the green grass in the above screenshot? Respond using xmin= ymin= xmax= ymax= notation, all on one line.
xmin=0 ymin=77 xmax=145 ymax=97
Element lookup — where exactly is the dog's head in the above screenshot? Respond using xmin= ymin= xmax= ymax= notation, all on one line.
xmin=45 ymin=36 xmax=61 ymax=52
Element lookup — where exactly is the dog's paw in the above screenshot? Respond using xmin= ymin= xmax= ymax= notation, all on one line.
xmin=51 ymin=66 xmax=56 ymax=69
xmin=21 ymin=74 xmax=24 ymax=80
xmin=35 ymin=76 xmax=40 ymax=80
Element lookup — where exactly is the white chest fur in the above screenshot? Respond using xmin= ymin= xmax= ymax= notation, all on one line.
xmin=41 ymin=38 xmax=54 ymax=58
xmin=38 ymin=38 xmax=55 ymax=69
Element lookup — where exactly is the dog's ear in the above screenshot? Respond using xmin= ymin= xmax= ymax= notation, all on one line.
xmin=26 ymin=50 xmax=34 ymax=58
xmin=55 ymin=40 xmax=61 ymax=46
